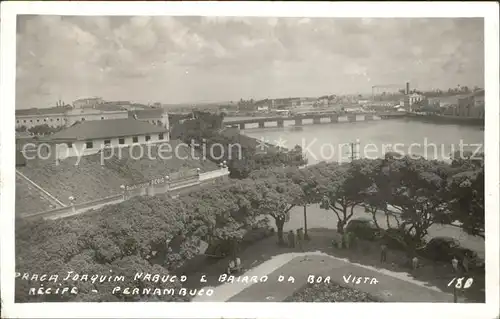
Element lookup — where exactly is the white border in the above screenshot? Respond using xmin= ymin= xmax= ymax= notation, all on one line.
xmin=1 ymin=2 xmax=499 ymax=318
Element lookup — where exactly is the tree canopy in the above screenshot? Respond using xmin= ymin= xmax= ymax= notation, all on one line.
xmin=16 ymin=152 xmax=484 ymax=301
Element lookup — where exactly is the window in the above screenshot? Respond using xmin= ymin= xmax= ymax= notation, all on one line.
xmin=37 ymin=119 xmax=40 ymax=122
xmin=43 ymin=119 xmax=47 ymax=122
xmin=16 ymin=120 xmax=19 ymax=124
xmin=81 ymin=117 xmax=86 ymax=121
xmin=101 ymin=117 xmax=105 ymax=120
xmin=50 ymin=118 xmax=53 ymax=122
xmin=66 ymin=142 xmax=73 ymax=148
xmin=158 ymin=133 xmax=164 ymax=140
xmin=23 ymin=120 xmax=26 ymax=123
xmin=30 ymin=120 xmax=33 ymax=123
xmin=132 ymin=136 xmax=138 ymax=143
xmin=145 ymin=135 xmax=151 ymax=142
xmin=119 ymin=138 xmax=125 ymax=145
xmin=57 ymin=118 xmax=60 ymax=121
xmin=86 ymin=141 xmax=93 ymax=148
xmin=104 ymin=139 xmax=111 ymax=146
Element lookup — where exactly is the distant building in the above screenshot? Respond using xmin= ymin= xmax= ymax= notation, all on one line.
xmin=45 ymin=118 xmax=170 ymax=159
xmin=16 ymin=106 xmax=72 ymax=129
xmin=409 ymin=93 xmax=425 ymax=107
xmin=257 ymin=106 xmax=269 ymax=112
xmin=457 ymin=90 xmax=484 ymax=118
xmin=318 ymin=98 xmax=329 ymax=107
xmin=291 ymin=99 xmax=301 ymax=108
xmin=73 ymin=97 xmax=104 ymax=108
xmin=300 ymin=101 xmax=315 ymax=108
xmin=16 ymin=99 xmax=168 ymax=130
xmin=128 ymin=109 xmax=169 ymax=129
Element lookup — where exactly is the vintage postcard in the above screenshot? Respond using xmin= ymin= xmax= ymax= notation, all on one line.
xmin=0 ymin=1 xmax=499 ymax=319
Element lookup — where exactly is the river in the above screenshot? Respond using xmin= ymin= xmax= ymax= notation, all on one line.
xmin=234 ymin=117 xmax=485 ymax=257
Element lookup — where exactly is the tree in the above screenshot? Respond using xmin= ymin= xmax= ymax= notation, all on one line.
xmin=286 ymin=165 xmax=329 ymax=238
xmin=318 ymin=161 xmax=373 ymax=234
xmin=448 ymin=152 xmax=484 ymax=238
xmin=250 ymin=171 xmax=304 ymax=245
xmin=15 ymin=195 xmax=212 ymax=302
xmin=16 ymin=125 xmax=28 ymax=132
xmin=377 ymin=155 xmax=453 ymax=252
xmin=183 ymin=180 xmax=263 ymax=259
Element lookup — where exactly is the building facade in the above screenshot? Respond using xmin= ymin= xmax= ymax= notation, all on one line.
xmin=45 ymin=118 xmax=170 ymax=159
xmin=128 ymin=109 xmax=169 ymax=129
xmin=16 ymin=99 xmax=169 ymax=130
xmin=457 ymin=90 xmax=485 ymax=118
xmin=72 ymin=97 xmax=104 ymax=108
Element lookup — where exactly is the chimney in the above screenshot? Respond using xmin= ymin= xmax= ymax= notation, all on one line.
xmin=405 ymin=82 xmax=410 ymax=95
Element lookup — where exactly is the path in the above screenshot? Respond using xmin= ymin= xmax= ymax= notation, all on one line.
xmin=192 ymin=251 xmax=459 ymax=302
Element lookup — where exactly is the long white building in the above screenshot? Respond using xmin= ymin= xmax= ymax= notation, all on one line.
xmin=16 ymin=98 xmax=168 ymax=130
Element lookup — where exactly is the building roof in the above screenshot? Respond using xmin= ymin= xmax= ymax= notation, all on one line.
xmin=128 ymin=109 xmax=165 ymax=119
xmin=74 ymin=97 xmax=102 ymax=102
xmin=470 ymin=89 xmax=485 ymax=97
xmin=105 ymin=100 xmax=131 ymax=105
xmin=48 ymin=118 xmax=167 ymax=141
xmin=16 ymin=106 xmax=69 ymax=116
xmin=93 ymin=104 xmax=126 ymax=112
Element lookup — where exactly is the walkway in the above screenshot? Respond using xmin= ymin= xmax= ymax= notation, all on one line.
xmin=192 ymin=252 xmax=459 ymax=302
xmin=199 ymin=168 xmax=230 ymax=181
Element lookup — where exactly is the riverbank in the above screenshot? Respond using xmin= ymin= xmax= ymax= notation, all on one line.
xmin=400 ymin=113 xmax=484 ymax=126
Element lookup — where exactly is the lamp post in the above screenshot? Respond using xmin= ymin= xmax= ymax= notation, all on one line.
xmin=120 ymin=185 xmax=126 ymax=200
xmin=68 ymin=196 xmax=75 ymax=214
xmin=303 ymin=204 xmax=309 ymax=240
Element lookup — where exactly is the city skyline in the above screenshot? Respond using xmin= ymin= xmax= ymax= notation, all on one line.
xmin=16 ymin=16 xmax=484 ymax=109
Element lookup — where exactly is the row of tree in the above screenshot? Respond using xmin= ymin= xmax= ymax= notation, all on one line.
xmin=248 ymin=151 xmax=484 ymax=250
xmin=15 ymin=124 xmax=65 ymax=136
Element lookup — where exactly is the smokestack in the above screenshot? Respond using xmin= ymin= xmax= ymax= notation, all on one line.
xmin=405 ymin=82 xmax=410 ymax=95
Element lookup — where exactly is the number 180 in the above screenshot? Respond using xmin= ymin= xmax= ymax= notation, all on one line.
xmin=448 ymin=277 xmax=473 ymax=289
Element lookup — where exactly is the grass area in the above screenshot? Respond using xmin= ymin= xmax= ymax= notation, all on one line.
xmin=17 ymin=140 xmax=219 ymax=206
xmin=181 ymin=228 xmax=484 ymax=303
xmin=284 ymin=283 xmax=380 ymax=302
xmin=15 ymin=174 xmax=61 ymax=215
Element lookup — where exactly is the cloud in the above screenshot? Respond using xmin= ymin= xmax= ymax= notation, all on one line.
xmin=15 ymin=16 xmax=484 ymax=107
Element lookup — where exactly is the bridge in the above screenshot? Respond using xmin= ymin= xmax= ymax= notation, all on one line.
xmin=223 ymin=112 xmax=406 ymax=129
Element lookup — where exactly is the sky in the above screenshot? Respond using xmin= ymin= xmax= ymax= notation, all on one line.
xmin=15 ymin=16 xmax=484 ymax=109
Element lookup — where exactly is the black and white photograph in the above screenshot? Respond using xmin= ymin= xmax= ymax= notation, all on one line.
xmin=1 ymin=2 xmax=499 ymax=319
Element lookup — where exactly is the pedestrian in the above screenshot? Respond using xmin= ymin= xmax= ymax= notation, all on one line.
xmin=344 ymin=232 xmax=351 ymax=249
xmin=287 ymin=230 xmax=295 ymax=248
xmin=380 ymin=244 xmax=388 ymax=263
xmin=451 ymin=256 xmax=459 ymax=273
xmin=462 ymin=254 xmax=469 ymax=274
xmin=412 ymin=256 xmax=419 ymax=272
xmin=296 ymin=228 xmax=304 ymax=251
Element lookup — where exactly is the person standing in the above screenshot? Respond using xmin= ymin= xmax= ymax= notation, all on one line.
xmin=462 ymin=254 xmax=469 ymax=274
xmin=451 ymin=256 xmax=459 ymax=273
xmin=380 ymin=244 xmax=388 ymax=263
xmin=412 ymin=256 xmax=419 ymax=273
xmin=296 ymin=228 xmax=304 ymax=251
xmin=288 ymin=230 xmax=295 ymax=248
